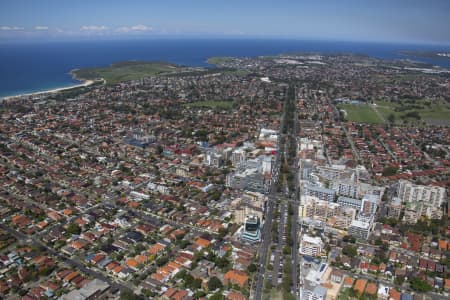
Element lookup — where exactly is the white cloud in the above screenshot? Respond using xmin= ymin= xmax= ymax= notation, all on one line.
xmin=34 ymin=26 xmax=49 ymax=30
xmin=80 ymin=25 xmax=108 ymax=31
xmin=131 ymin=24 xmax=152 ymax=31
xmin=0 ymin=26 xmax=24 ymax=31
xmin=117 ymin=24 xmax=152 ymax=33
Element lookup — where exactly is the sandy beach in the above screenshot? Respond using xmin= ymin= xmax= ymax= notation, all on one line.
xmin=1 ymin=79 xmax=96 ymax=101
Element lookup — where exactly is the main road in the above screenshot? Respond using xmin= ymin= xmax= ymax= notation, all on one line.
xmin=253 ymin=86 xmax=287 ymax=300
xmin=290 ymin=86 xmax=300 ymax=298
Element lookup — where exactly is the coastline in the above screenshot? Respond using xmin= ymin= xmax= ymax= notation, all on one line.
xmin=2 ymin=39 xmax=450 ymax=100
xmin=0 ymin=79 xmax=96 ymax=101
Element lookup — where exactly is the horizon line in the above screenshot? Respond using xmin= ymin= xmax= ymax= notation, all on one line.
xmin=1 ymin=36 xmax=450 ymax=47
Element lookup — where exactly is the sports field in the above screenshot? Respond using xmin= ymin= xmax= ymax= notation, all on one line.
xmin=338 ymin=104 xmax=384 ymax=124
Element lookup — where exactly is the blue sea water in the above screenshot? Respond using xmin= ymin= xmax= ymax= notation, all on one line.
xmin=1 ymin=39 xmax=450 ymax=98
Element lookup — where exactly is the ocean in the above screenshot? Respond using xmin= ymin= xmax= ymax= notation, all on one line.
xmin=1 ymin=39 xmax=450 ymax=98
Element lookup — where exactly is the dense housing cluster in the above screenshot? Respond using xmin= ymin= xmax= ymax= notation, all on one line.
xmin=0 ymin=53 xmax=449 ymax=300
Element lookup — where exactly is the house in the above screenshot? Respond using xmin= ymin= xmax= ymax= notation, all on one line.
xmin=91 ymin=253 xmax=106 ymax=265
xmin=343 ymin=276 xmax=354 ymax=288
xmin=354 ymin=278 xmax=367 ymax=295
xmin=148 ymin=243 xmax=166 ymax=255
xmin=365 ymin=282 xmax=377 ymax=296
xmin=330 ymin=269 xmax=344 ymax=283
xmin=106 ymin=261 xmax=120 ymax=272
xmin=194 ymin=237 xmax=212 ymax=250
xmin=445 ymin=278 xmax=450 ymax=291
xmin=163 ymin=288 xmax=178 ymax=299
xmin=136 ymin=223 xmax=156 ymax=236
xmin=438 ymin=240 xmax=447 ymax=251
xmin=70 ymin=239 xmax=88 ymax=250
xmin=226 ymin=291 xmax=246 ymax=300
xmin=223 ymin=270 xmax=249 ymax=288
xmin=63 ymin=271 xmax=80 ymax=283
xmin=135 ymin=255 xmax=148 ymax=265
xmin=170 ymin=229 xmax=186 ymax=240
xmin=172 ymin=290 xmax=188 ymax=300
xmin=389 ymin=289 xmax=401 ymax=300
xmin=125 ymin=258 xmax=140 ymax=270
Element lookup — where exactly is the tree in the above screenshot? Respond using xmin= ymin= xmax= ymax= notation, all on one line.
xmin=215 ymin=256 xmax=230 ymax=269
xmin=209 ymin=292 xmax=225 ymax=300
xmin=38 ymin=266 xmax=54 ymax=276
xmin=192 ymin=278 xmax=202 ymax=290
xmin=247 ymin=263 xmax=257 ymax=273
xmin=218 ymin=227 xmax=228 ymax=240
xmin=142 ymin=289 xmax=155 ymax=298
xmin=394 ymin=275 xmax=405 ymax=286
xmin=382 ymin=166 xmax=398 ymax=176
xmin=133 ymin=243 xmax=146 ymax=254
xmin=156 ymin=255 xmax=169 ymax=267
xmin=120 ymin=289 xmax=140 ymax=300
xmin=283 ymin=246 xmax=292 ymax=255
xmin=208 ymin=276 xmax=223 ymax=291
xmin=184 ymin=274 xmax=194 ymax=288
xmin=342 ymin=245 xmax=357 ymax=258
xmin=66 ymin=223 xmax=81 ymax=235
xmin=342 ymin=235 xmax=356 ymax=243
xmin=410 ymin=277 xmax=432 ymax=292
xmin=283 ymin=292 xmax=296 ymax=300
xmin=387 ymin=113 xmax=396 ymax=124
xmin=175 ymin=269 xmax=187 ymax=280
xmin=194 ymin=291 xmax=206 ymax=298
xmin=156 ymin=145 xmax=163 ymax=155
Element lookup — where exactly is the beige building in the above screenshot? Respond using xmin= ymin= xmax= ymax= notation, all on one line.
xmin=232 ymin=192 xmax=266 ymax=225
xmin=397 ymin=180 xmax=446 ymax=223
xmin=300 ymin=195 xmax=356 ymax=229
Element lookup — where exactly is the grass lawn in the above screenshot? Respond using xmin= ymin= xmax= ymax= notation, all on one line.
xmin=207 ymin=56 xmax=235 ymax=65
xmin=72 ymin=61 xmax=185 ymax=84
xmin=182 ymin=100 xmax=235 ymax=110
xmin=338 ymin=104 xmax=384 ymax=124
xmin=269 ymin=288 xmax=283 ymax=300
xmin=375 ymin=99 xmax=450 ymax=125
xmin=338 ymin=287 xmax=352 ymax=300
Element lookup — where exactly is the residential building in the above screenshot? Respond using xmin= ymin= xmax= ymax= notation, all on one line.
xmin=387 ymin=197 xmax=402 ymax=218
xmin=348 ymin=219 xmax=372 ymax=240
xmin=301 ymin=284 xmax=327 ymax=300
xmin=331 ymin=180 xmax=359 ymax=198
xmin=231 ymin=149 xmax=246 ymax=167
xmin=304 ymin=182 xmax=336 ymax=202
xmin=337 ymin=196 xmax=362 ymax=211
xmin=397 ymin=180 xmax=446 ymax=222
xmin=300 ymin=234 xmax=324 ymax=257
xmin=300 ymin=196 xmax=339 ymax=221
xmin=360 ymin=194 xmax=379 ymax=217
xmin=205 ymin=150 xmax=223 ymax=168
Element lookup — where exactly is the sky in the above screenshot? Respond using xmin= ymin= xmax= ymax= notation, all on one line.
xmin=0 ymin=0 xmax=449 ymax=44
